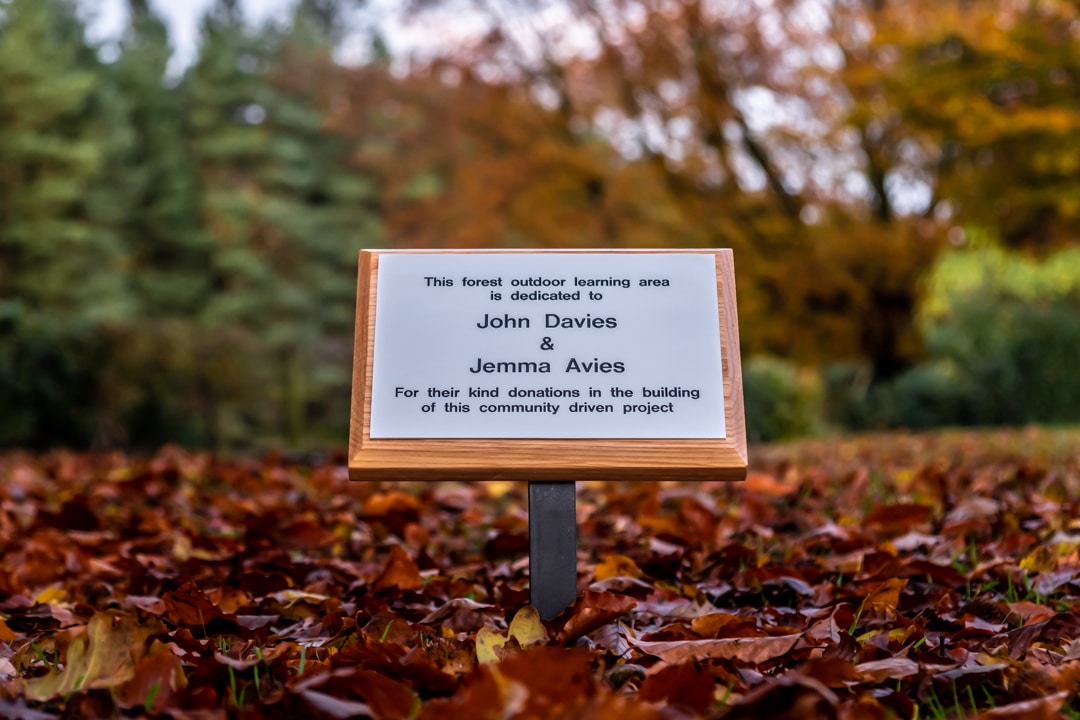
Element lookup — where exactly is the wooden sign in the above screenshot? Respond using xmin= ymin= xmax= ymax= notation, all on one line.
xmin=349 ymin=249 xmax=746 ymax=482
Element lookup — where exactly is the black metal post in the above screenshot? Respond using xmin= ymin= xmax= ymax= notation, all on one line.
xmin=528 ymin=481 xmax=578 ymax=620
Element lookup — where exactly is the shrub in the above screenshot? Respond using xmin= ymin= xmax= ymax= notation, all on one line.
xmin=828 ymin=244 xmax=1080 ymax=430
xmin=742 ymin=356 xmax=822 ymax=442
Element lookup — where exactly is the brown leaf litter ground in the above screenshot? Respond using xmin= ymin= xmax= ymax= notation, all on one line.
xmin=1 ymin=427 xmax=1079 ymax=719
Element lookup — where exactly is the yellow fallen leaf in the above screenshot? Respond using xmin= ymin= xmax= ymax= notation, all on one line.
xmin=888 ymin=626 xmax=916 ymax=644
xmin=34 ymin=588 xmax=67 ymax=605
xmin=856 ymin=578 xmax=906 ymax=621
xmin=594 ymin=554 xmax=642 ymax=581
xmin=508 ymin=605 xmax=546 ymax=648
xmin=26 ymin=612 xmax=162 ymax=701
xmin=272 ymin=589 xmax=331 ymax=606
xmin=484 ymin=481 xmax=515 ymax=498
xmin=476 ymin=625 xmax=507 ymax=664
xmin=1020 ymin=545 xmax=1057 ymax=573
xmin=171 ymin=533 xmax=192 ymax=563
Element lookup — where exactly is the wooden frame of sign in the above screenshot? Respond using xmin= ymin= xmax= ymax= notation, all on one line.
xmin=351 ymin=248 xmax=745 ymax=619
xmin=348 ymin=249 xmax=746 ymax=483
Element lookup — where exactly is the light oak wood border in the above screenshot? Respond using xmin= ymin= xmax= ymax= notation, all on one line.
xmin=348 ymin=249 xmax=746 ymax=481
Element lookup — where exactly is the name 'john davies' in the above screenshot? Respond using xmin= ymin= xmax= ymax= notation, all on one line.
xmin=475 ymin=313 xmax=618 ymax=329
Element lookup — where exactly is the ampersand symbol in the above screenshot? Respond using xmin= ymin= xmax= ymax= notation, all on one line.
xmin=540 ymin=337 xmax=554 ymax=350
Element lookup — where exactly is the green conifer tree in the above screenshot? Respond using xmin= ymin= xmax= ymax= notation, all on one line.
xmin=0 ymin=0 xmax=132 ymax=447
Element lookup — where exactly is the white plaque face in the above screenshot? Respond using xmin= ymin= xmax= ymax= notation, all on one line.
xmin=369 ymin=254 xmax=726 ymax=439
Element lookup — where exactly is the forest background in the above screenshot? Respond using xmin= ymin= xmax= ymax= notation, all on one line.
xmin=2 ymin=0 xmax=1080 ymax=452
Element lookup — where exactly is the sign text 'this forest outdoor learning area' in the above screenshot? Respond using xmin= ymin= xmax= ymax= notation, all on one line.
xmin=349 ymin=250 xmax=747 ymax=481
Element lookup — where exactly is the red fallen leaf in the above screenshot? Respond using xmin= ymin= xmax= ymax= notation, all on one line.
xmin=362 ymin=491 xmax=421 ymax=536
xmin=364 ymin=612 xmax=418 ymax=646
xmin=799 ymin=657 xmax=859 ymax=687
xmin=556 ymin=591 xmax=637 ymax=642
xmin=1031 ymin=567 xmax=1077 ymax=596
xmin=419 ymin=662 xmax=506 ymax=720
xmin=113 ymin=640 xmax=187 ymax=711
xmin=970 ymin=691 xmax=1069 ymax=720
xmin=294 ymin=667 xmax=420 ymax=720
xmin=373 ymin=545 xmax=424 ymax=592
xmin=590 ymin=622 xmax=632 ymax=658
xmin=626 ymin=632 xmax=802 ymax=665
xmin=161 ymin=581 xmax=225 ymax=628
xmin=854 ymin=657 xmax=920 ymax=682
xmin=580 ymin=695 xmax=666 ymax=719
xmin=864 ymin=503 xmax=932 ymax=537
xmin=738 ymin=566 xmax=814 ymax=596
xmin=332 ymin=637 xmax=461 ymax=695
xmin=642 ymin=626 xmax=701 ymax=645
xmin=637 ymin=662 xmax=714 ymax=714
xmin=419 ymin=597 xmax=495 ymax=631
xmin=744 ymin=471 xmax=796 ymax=497
xmin=934 ymin=662 xmax=1009 ymax=685
xmin=278 ymin=516 xmax=336 ymax=548
xmin=945 ymin=496 xmax=1001 ymax=524
xmin=841 ymin=693 xmax=908 ymax=720
xmin=588 ymin=575 xmax=655 ymax=596
xmin=300 ymin=689 xmax=375 ymax=720
xmin=716 ymin=674 xmax=839 ymax=720
xmin=205 ymin=585 xmax=252 ymax=614
xmin=495 ymin=647 xmax=600 ymax=717
xmin=677 ymin=496 xmax=718 ymax=543
xmin=1007 ymin=612 xmax=1080 ymax=660
xmin=235 ymin=614 xmax=279 ymax=630
xmin=214 ymin=642 xmax=291 ymax=670
xmin=895 ymin=558 xmax=969 ymax=589
xmin=123 ymin=595 xmax=165 ymax=615
xmin=854 ymin=578 xmax=907 ymax=622
xmin=1007 ymin=601 xmax=1055 ymax=626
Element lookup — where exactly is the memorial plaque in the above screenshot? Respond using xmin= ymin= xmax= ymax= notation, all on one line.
xmin=349 ymin=249 xmax=746 ymax=482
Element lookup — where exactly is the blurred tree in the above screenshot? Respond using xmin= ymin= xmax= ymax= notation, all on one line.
xmin=80 ymin=0 xmax=218 ymax=447
xmin=252 ymin=0 xmax=383 ymax=444
xmin=0 ymin=0 xmax=134 ymax=447
xmin=834 ymin=0 xmax=1080 ymax=251
xmin=362 ymin=0 xmax=948 ymax=378
xmin=293 ymin=0 xmax=366 ymax=45
xmin=111 ymin=0 xmax=209 ymax=320
xmin=184 ymin=0 xmax=379 ymax=447
xmin=328 ymin=61 xmax=676 ymax=250
xmin=175 ymin=0 xmax=273 ymax=448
